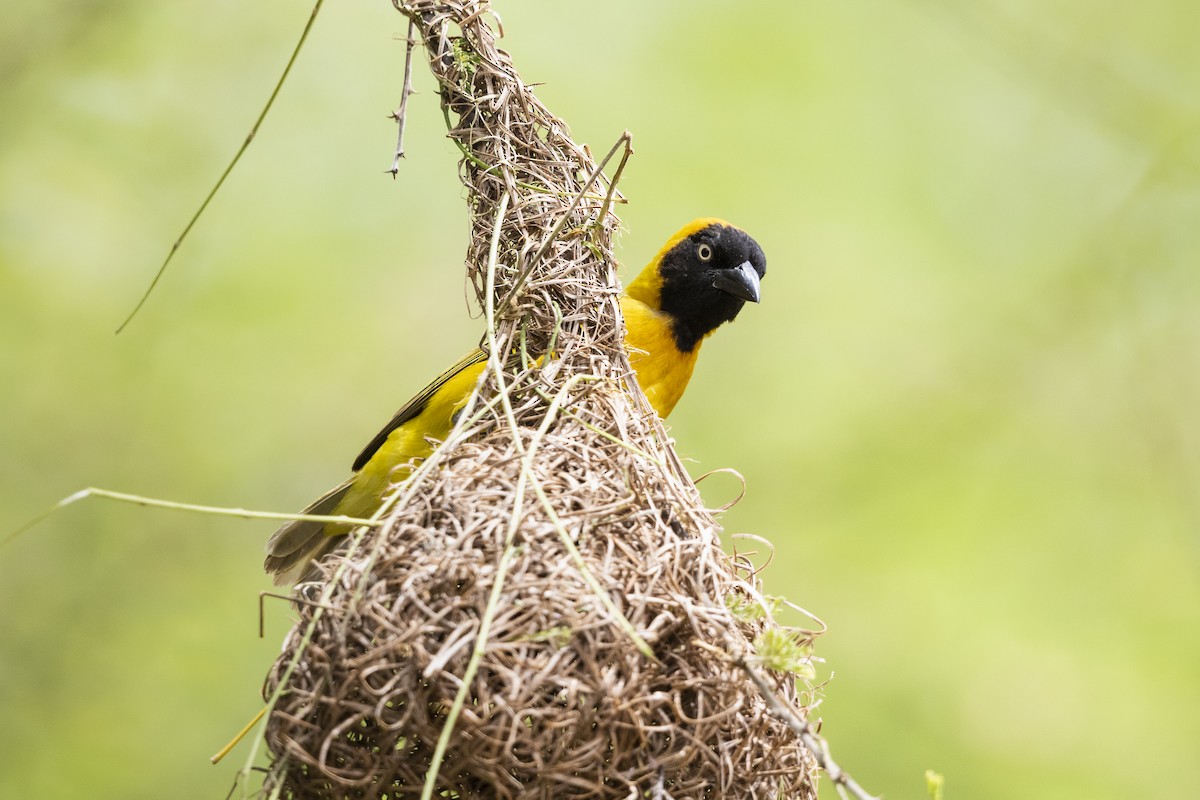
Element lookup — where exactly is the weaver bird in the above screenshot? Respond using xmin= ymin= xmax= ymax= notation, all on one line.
xmin=265 ymin=218 xmax=766 ymax=584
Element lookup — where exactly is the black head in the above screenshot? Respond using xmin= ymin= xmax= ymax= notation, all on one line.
xmin=654 ymin=220 xmax=767 ymax=352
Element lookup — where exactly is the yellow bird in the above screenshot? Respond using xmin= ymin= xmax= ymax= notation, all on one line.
xmin=265 ymin=218 xmax=766 ymax=584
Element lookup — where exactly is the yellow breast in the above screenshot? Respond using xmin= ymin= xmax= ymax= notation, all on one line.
xmin=619 ymin=294 xmax=700 ymax=418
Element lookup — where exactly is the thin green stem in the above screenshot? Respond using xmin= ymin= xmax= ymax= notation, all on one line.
xmin=420 ymin=189 xmax=515 ymax=800
xmin=528 ymin=477 xmax=655 ymax=660
xmin=3 ymin=487 xmax=377 ymax=549
xmin=116 ymin=0 xmax=328 ymax=334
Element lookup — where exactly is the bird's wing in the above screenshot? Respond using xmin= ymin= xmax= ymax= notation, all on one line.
xmin=351 ymin=348 xmax=488 ymax=472
xmin=264 ymin=476 xmax=355 ymax=585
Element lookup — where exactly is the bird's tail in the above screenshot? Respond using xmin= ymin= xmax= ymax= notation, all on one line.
xmin=264 ymin=477 xmax=356 ymax=586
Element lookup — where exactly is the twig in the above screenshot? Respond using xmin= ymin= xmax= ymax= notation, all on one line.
xmin=734 ymin=654 xmax=880 ymax=800
xmin=210 ymin=706 xmax=266 ymax=765
xmin=387 ymin=19 xmax=418 ymax=177
xmin=596 ymin=130 xmax=633 ymax=233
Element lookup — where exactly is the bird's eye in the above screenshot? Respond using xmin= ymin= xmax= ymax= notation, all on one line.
xmin=696 ymin=243 xmax=714 ymax=262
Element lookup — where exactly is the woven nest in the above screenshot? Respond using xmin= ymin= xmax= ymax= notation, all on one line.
xmin=261 ymin=3 xmax=821 ymax=798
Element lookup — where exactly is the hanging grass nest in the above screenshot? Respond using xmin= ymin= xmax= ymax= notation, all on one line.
xmin=261 ymin=2 xmax=822 ymax=798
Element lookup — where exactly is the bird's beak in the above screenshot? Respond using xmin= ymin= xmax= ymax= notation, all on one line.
xmin=712 ymin=260 xmax=762 ymax=303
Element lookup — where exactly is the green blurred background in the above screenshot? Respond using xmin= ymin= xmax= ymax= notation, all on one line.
xmin=2 ymin=1 xmax=1197 ymax=797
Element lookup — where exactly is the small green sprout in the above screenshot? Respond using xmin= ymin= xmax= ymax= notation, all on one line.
xmin=523 ymin=625 xmax=572 ymax=648
xmin=725 ymin=591 xmax=782 ymax=622
xmin=753 ymin=628 xmax=814 ymax=678
xmin=925 ymin=770 xmax=945 ymax=800
xmin=451 ymin=38 xmax=481 ymax=89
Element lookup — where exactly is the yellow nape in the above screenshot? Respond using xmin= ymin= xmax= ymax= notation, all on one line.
xmin=619 ymin=294 xmax=699 ymax=418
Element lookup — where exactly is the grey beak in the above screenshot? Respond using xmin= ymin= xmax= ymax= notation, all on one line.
xmin=712 ymin=260 xmax=762 ymax=303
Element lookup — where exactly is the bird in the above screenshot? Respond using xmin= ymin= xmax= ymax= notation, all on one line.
xmin=265 ymin=218 xmax=767 ymax=584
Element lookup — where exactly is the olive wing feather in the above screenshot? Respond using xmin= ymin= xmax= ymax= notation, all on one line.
xmin=350 ymin=348 xmax=488 ymax=472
